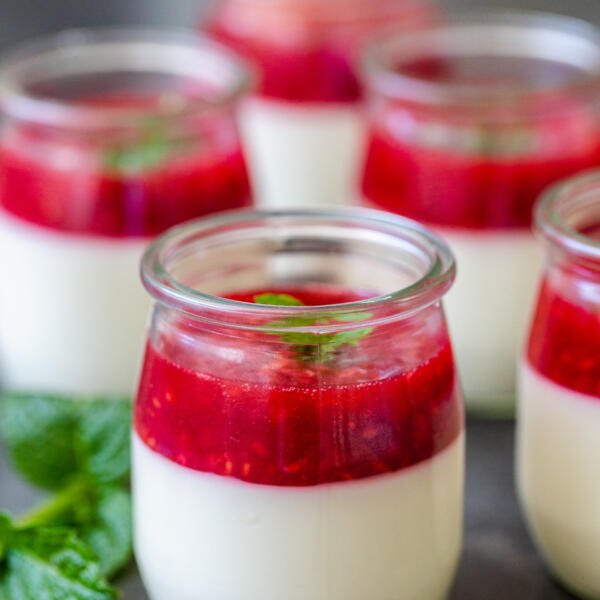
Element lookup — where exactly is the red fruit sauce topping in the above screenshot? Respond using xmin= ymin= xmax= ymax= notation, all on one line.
xmin=206 ymin=2 xmax=435 ymax=103
xmin=362 ymin=56 xmax=600 ymax=230
xmin=208 ymin=27 xmax=360 ymax=103
xmin=528 ymin=226 xmax=600 ymax=398
xmin=0 ymin=95 xmax=251 ymax=238
xmin=135 ymin=287 xmax=462 ymax=487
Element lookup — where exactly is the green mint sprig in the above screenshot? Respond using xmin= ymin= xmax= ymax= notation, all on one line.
xmin=254 ymin=293 xmax=373 ymax=364
xmin=0 ymin=520 xmax=116 ymax=600
xmin=103 ymin=119 xmax=187 ymax=175
xmin=0 ymin=393 xmax=134 ymax=597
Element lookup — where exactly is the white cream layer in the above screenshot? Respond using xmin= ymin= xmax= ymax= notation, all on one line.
xmin=517 ymin=361 xmax=600 ymax=599
xmin=441 ymin=227 xmax=542 ymax=414
xmin=0 ymin=210 xmax=150 ymax=395
xmin=239 ymin=97 xmax=365 ymax=209
xmin=133 ymin=432 xmax=464 ymax=600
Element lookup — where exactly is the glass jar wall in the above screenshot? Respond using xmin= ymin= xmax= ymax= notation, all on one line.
xmin=133 ymin=208 xmax=464 ymax=600
xmin=0 ymin=28 xmax=252 ymax=395
xmin=206 ymin=0 xmax=436 ymax=208
xmin=517 ymin=171 xmax=600 ymax=599
xmin=360 ymin=12 xmax=600 ymax=415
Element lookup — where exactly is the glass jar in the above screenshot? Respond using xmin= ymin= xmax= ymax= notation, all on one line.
xmin=0 ymin=28 xmax=252 ymax=396
xmin=205 ymin=0 xmax=436 ymax=208
xmin=133 ymin=208 xmax=464 ymax=600
xmin=360 ymin=12 xmax=600 ymax=416
xmin=517 ymin=171 xmax=600 ymax=599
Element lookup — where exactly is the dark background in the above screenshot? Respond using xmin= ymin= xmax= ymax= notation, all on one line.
xmin=0 ymin=0 xmax=599 ymax=52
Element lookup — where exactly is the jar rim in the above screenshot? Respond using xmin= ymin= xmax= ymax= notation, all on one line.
xmin=141 ymin=208 xmax=456 ymax=331
xmin=361 ymin=9 xmax=600 ymax=109
xmin=536 ymin=169 xmax=600 ymax=262
xmin=0 ymin=27 xmax=254 ymax=130
xmin=213 ymin=0 xmax=430 ymax=22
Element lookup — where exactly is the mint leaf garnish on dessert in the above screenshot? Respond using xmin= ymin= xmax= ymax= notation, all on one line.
xmin=254 ymin=293 xmax=305 ymax=307
xmin=104 ymin=118 xmax=186 ymax=174
xmin=253 ymin=293 xmax=373 ymax=363
xmin=0 ymin=393 xmax=134 ymax=595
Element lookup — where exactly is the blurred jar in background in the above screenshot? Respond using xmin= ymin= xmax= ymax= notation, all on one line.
xmin=206 ymin=0 xmax=435 ymax=208
xmin=517 ymin=172 xmax=600 ymax=600
xmin=360 ymin=12 xmax=600 ymax=415
xmin=0 ymin=29 xmax=252 ymax=396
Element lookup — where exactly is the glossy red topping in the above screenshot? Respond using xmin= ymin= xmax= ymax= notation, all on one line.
xmin=362 ymin=55 xmax=600 ymax=230
xmin=528 ymin=229 xmax=600 ymax=398
xmin=208 ymin=28 xmax=360 ymax=102
xmin=0 ymin=144 xmax=250 ymax=238
xmin=0 ymin=95 xmax=251 ymax=238
xmin=206 ymin=2 xmax=435 ymax=103
xmin=362 ymin=132 xmax=600 ymax=229
xmin=135 ymin=287 xmax=462 ymax=487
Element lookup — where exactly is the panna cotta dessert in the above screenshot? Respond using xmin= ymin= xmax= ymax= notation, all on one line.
xmin=360 ymin=13 xmax=600 ymax=414
xmin=133 ymin=209 xmax=464 ymax=600
xmin=517 ymin=172 xmax=600 ymax=599
xmin=0 ymin=29 xmax=251 ymax=396
xmin=206 ymin=0 xmax=435 ymax=208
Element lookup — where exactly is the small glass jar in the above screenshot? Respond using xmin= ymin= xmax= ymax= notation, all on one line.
xmin=0 ymin=28 xmax=252 ymax=396
xmin=360 ymin=12 xmax=600 ymax=415
xmin=517 ymin=171 xmax=600 ymax=599
xmin=205 ymin=0 xmax=436 ymax=208
xmin=133 ymin=208 xmax=464 ymax=600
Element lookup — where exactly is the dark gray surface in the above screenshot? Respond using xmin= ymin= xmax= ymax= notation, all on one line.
xmin=0 ymin=421 xmax=577 ymax=599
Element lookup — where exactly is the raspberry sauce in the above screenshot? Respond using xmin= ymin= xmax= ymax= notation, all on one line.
xmin=527 ymin=226 xmax=600 ymax=398
xmin=362 ymin=56 xmax=600 ymax=230
xmin=0 ymin=95 xmax=251 ymax=238
xmin=135 ymin=287 xmax=461 ymax=487
xmin=206 ymin=2 xmax=435 ymax=103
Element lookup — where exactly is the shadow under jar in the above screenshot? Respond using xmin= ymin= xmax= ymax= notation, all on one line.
xmin=517 ymin=171 xmax=600 ymax=599
xmin=133 ymin=208 xmax=464 ymax=600
xmin=205 ymin=0 xmax=436 ymax=208
xmin=360 ymin=11 xmax=600 ymax=416
xmin=0 ymin=29 xmax=252 ymax=396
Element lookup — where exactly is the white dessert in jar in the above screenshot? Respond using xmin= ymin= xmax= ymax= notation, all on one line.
xmin=207 ymin=0 xmax=435 ymax=208
xmin=0 ymin=29 xmax=252 ymax=395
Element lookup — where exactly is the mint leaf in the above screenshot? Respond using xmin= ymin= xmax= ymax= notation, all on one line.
xmin=80 ymin=488 xmax=132 ymax=578
xmin=77 ymin=401 xmax=131 ymax=486
xmin=1 ymin=394 xmax=131 ymax=490
xmin=254 ymin=293 xmax=373 ymax=364
xmin=0 ymin=514 xmax=13 ymax=562
xmin=254 ymin=293 xmax=305 ymax=307
xmin=0 ymin=395 xmax=78 ymax=490
xmin=318 ymin=327 xmax=374 ymax=363
xmin=1 ymin=528 xmax=116 ymax=599
xmin=104 ymin=119 xmax=186 ymax=174
xmin=14 ymin=484 xmax=132 ymax=579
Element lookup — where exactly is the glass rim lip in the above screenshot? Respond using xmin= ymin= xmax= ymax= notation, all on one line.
xmin=217 ymin=0 xmax=430 ymax=17
xmin=361 ymin=9 xmax=600 ymax=107
xmin=536 ymin=169 xmax=600 ymax=261
xmin=0 ymin=26 xmax=254 ymax=130
xmin=141 ymin=207 xmax=456 ymax=328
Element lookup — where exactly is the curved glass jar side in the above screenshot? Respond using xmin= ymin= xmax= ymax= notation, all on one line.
xmin=203 ymin=0 xmax=436 ymax=209
xmin=360 ymin=12 xmax=600 ymax=414
xmin=0 ymin=28 xmax=252 ymax=238
xmin=0 ymin=29 xmax=252 ymax=396
xmin=206 ymin=0 xmax=436 ymax=103
xmin=133 ymin=208 xmax=464 ymax=600
xmin=517 ymin=171 xmax=600 ymax=600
